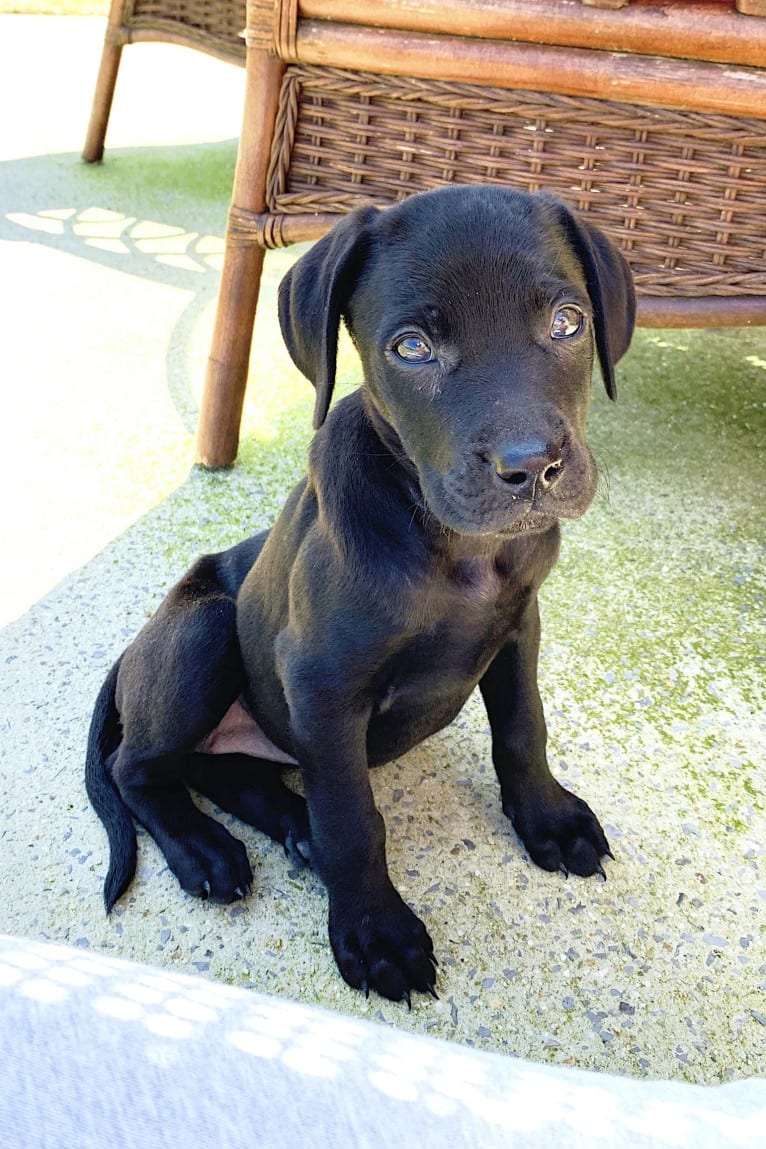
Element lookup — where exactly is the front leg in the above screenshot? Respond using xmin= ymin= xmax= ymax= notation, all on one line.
xmin=281 ymin=652 xmax=437 ymax=1003
xmin=479 ymin=598 xmax=611 ymax=878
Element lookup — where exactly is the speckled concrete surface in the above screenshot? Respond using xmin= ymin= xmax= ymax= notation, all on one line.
xmin=1 ymin=15 xmax=764 ymax=1088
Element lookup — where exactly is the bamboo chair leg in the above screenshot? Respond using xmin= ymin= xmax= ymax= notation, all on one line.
xmin=196 ymin=244 xmax=267 ymax=468
xmin=82 ymin=36 xmax=123 ymax=163
xmin=83 ymin=0 xmax=128 ymax=164
xmin=196 ymin=50 xmax=286 ymax=468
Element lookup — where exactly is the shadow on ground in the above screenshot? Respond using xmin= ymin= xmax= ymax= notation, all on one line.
xmin=0 ymin=143 xmax=239 ymax=432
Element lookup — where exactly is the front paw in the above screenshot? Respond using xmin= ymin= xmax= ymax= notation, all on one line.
xmin=328 ymin=888 xmax=437 ymax=1004
xmin=505 ymin=782 xmax=612 ymax=879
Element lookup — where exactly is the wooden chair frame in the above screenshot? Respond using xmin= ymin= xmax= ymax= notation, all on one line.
xmin=83 ymin=0 xmax=246 ymax=163
xmin=100 ymin=0 xmax=764 ymax=467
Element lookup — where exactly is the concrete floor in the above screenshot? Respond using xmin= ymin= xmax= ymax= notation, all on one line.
xmin=0 ymin=15 xmax=764 ymax=1087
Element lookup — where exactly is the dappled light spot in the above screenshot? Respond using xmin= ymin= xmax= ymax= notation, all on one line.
xmin=25 ymin=943 xmax=85 ymax=963
xmin=307 ymin=1015 xmax=362 ymax=1047
xmin=114 ymin=982 xmax=168 ymax=1006
xmin=195 ymin=235 xmax=224 ymax=258
xmin=180 ymin=982 xmax=244 ymax=1008
xmin=281 ymin=1045 xmax=339 ymax=1079
xmin=700 ymin=1105 xmax=766 ymax=1145
xmin=7 ymin=211 xmax=65 ymax=235
xmin=0 ymin=963 xmax=23 ymax=987
xmin=85 ymin=238 xmax=131 ymax=255
xmin=143 ymin=1012 xmax=194 ymax=1041
xmin=136 ymin=972 xmax=190 ymax=995
xmin=433 ymin=1050 xmax=490 ymax=1090
xmin=135 ymin=231 xmax=198 ymax=255
xmin=69 ymin=957 xmax=129 ymax=977
xmin=481 ymin=1097 xmax=530 ymax=1130
xmin=3 ymin=949 xmax=49 ymax=971
xmin=94 ymin=994 xmax=145 ymax=1022
xmin=77 ymin=207 xmax=125 ymax=224
xmin=163 ymin=997 xmax=218 ymax=1025
xmin=243 ymin=999 xmax=310 ymax=1037
xmin=291 ymin=1031 xmax=356 ymax=1065
xmin=155 ymin=254 xmax=205 ymax=273
xmin=228 ymin=1030 xmax=282 ymax=1060
xmin=130 ymin=220 xmax=188 ymax=241
xmin=621 ymin=1099 xmax=693 ymax=1144
xmin=306 ymin=1035 xmax=356 ymax=1064
xmin=373 ymin=1047 xmax=433 ymax=1083
xmin=144 ymin=1042 xmax=185 ymax=1070
xmin=368 ymin=1070 xmax=419 ymax=1103
xmin=74 ymin=215 xmax=134 ymax=239
xmin=46 ymin=964 xmax=93 ymax=988
xmin=553 ymin=1084 xmax=625 ymax=1139
xmin=18 ymin=978 xmax=69 ymax=1004
xmin=423 ymin=1092 xmax=457 ymax=1118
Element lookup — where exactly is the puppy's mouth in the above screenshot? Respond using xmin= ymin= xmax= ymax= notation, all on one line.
xmin=496 ymin=510 xmax=557 ymax=538
xmin=416 ymin=458 xmax=596 ymax=538
xmin=452 ymin=506 xmax=558 ymax=539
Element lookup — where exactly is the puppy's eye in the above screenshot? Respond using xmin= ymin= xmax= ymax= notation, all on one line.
xmin=550 ymin=305 xmax=585 ymax=340
xmin=393 ymin=334 xmax=435 ymax=364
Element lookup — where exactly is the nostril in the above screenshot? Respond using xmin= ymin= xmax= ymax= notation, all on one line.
xmin=505 ymin=470 xmax=529 ymax=487
xmin=542 ymin=460 xmax=563 ymax=488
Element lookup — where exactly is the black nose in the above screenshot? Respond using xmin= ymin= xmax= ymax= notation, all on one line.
xmin=490 ymin=440 xmax=563 ymax=495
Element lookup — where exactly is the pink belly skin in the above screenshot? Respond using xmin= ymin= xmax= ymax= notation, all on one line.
xmin=194 ymin=698 xmax=297 ymax=765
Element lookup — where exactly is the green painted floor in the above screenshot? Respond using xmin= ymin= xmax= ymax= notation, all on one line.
xmin=0 ymin=16 xmax=763 ymax=1086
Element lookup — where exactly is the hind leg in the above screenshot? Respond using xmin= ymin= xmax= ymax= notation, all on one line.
xmin=109 ymin=554 xmax=255 ymax=906
xmin=184 ymin=753 xmax=311 ymax=868
xmin=110 ymin=748 xmax=253 ymax=903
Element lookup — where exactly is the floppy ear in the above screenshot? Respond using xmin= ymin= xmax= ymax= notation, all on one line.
xmin=278 ymin=206 xmax=379 ymax=429
xmin=547 ymin=197 xmax=636 ymax=401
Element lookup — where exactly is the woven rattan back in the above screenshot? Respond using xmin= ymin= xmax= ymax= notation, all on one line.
xmin=265 ymin=67 xmax=765 ymax=301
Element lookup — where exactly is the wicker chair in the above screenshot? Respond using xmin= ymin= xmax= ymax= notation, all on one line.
xmin=82 ymin=0 xmax=246 ymax=163
xmin=190 ymin=0 xmax=766 ymax=466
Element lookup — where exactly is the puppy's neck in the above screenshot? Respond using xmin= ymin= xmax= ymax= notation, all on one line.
xmin=361 ymin=390 xmax=419 ymax=484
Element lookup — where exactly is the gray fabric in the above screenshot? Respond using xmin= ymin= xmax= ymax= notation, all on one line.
xmin=0 ymin=935 xmax=763 ymax=1148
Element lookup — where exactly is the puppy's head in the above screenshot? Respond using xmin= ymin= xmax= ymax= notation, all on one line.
xmin=279 ymin=186 xmax=635 ymax=537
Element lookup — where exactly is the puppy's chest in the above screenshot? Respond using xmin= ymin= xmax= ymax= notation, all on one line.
xmin=376 ymin=560 xmax=529 ymax=710
xmin=449 ymin=555 xmax=506 ymax=606
xmin=439 ymin=551 xmax=536 ymax=623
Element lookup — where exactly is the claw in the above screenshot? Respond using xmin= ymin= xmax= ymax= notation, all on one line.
xmin=362 ymin=981 xmax=370 ymax=1000
xmin=605 ymin=848 xmax=615 ymax=862
xmin=428 ymin=986 xmax=440 ymax=1001
xmin=284 ymin=833 xmax=311 ymax=869
xmin=201 ymin=880 xmax=211 ymax=900
xmin=559 ymin=862 xmax=569 ymax=879
xmin=403 ymin=991 xmax=412 ymax=1011
xmin=234 ymin=886 xmax=245 ymax=900
xmin=596 ymin=863 xmax=607 ymax=882
xmin=245 ymin=883 xmax=252 ymax=897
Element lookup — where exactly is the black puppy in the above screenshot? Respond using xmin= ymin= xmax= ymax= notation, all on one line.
xmin=86 ymin=186 xmax=635 ymax=1004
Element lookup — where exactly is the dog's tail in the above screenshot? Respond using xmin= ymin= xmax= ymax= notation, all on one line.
xmin=84 ymin=656 xmax=136 ymax=913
